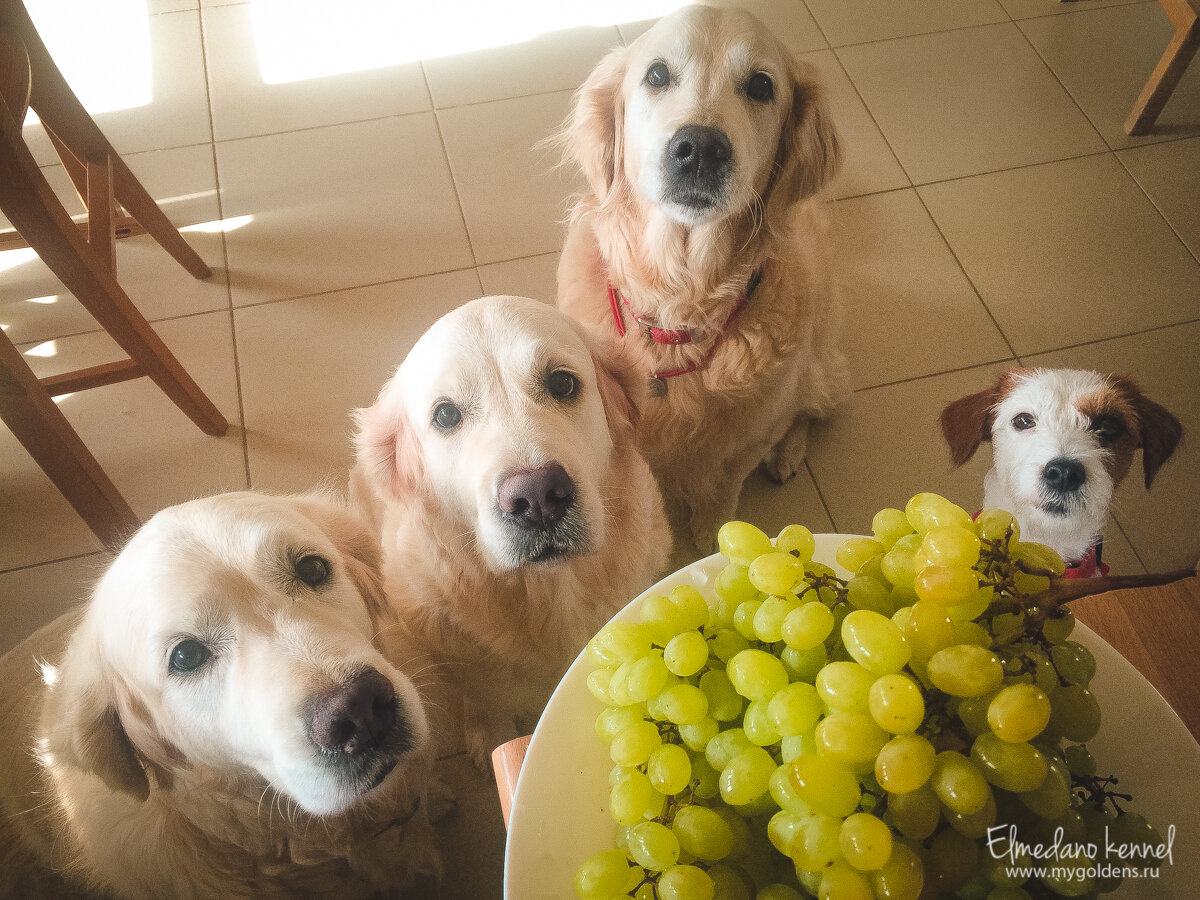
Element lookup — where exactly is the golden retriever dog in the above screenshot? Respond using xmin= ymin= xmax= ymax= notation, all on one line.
xmin=353 ymin=295 xmax=669 ymax=766
xmin=0 ymin=492 xmax=447 ymax=899
xmin=556 ymin=4 xmax=848 ymax=552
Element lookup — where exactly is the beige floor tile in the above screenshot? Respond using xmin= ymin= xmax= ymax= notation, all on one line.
xmin=1019 ymin=2 xmax=1200 ymax=150
xmin=806 ymin=0 xmax=1008 ymax=47
xmin=1119 ymin=135 xmax=1200 ymax=259
xmin=0 ymin=554 xmax=106 ymax=656
xmin=201 ymin=3 xmax=431 ymax=141
xmin=150 ymin=0 xmax=199 ymax=12
xmin=837 ymin=23 xmax=1107 ymax=184
xmin=23 ymin=8 xmax=212 ymax=167
xmin=235 ymin=270 xmax=483 ymax=495
xmin=617 ymin=0 xmax=828 ymax=53
xmin=999 ymin=0 xmax=1146 ymax=19
xmin=833 ymin=189 xmax=1013 ymax=389
xmin=424 ymin=26 xmax=620 ymax=109
xmin=477 ymin=253 xmax=561 ymax=303
xmin=918 ymin=153 xmax=1200 ymax=355
xmin=805 ymin=364 xmax=1016 ymax=534
xmin=1 ymin=312 xmax=246 ymax=571
xmin=735 ymin=464 xmax=835 ymax=544
xmin=217 ymin=115 xmax=473 ymax=306
xmin=0 ymin=144 xmax=228 ymax=346
xmin=438 ymin=91 xmax=580 ymax=265
xmin=802 ymin=50 xmax=910 ymax=200
xmin=433 ymin=753 xmax=506 ymax=900
xmin=1024 ymin=322 xmax=1200 ymax=573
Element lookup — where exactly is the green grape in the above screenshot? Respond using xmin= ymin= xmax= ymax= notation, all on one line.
xmin=875 ymin=733 xmax=936 ymax=794
xmin=780 ymin=731 xmax=815 ymax=762
xmin=887 ymin=784 xmax=940 ymax=840
xmin=610 ymin=768 xmax=661 ymax=824
xmin=952 ymin=620 xmax=992 ymax=647
xmin=947 ymin=586 xmax=995 ymax=623
xmin=987 ymin=684 xmax=1052 ymax=743
xmin=758 ymin=884 xmax=804 ymax=900
xmin=596 ymin=705 xmax=646 ymax=743
xmin=788 ymin=755 xmax=860 ymax=818
xmin=625 ymin=653 xmax=670 ymax=703
xmin=1062 ymin=744 xmax=1096 ymax=777
xmin=975 ymin=508 xmax=1019 ymax=545
xmin=781 ymin=601 xmax=835 ymax=650
xmin=927 ymin=644 xmax=1004 ymax=697
xmin=1038 ymin=847 xmax=1093 ymax=896
xmin=1012 ymin=541 xmax=1066 ymax=577
xmin=678 ymin=716 xmax=720 ymax=751
xmin=742 ymin=699 xmax=781 ymax=746
xmin=664 ymin=630 xmax=710 ymax=677
xmin=611 ymin=720 xmax=662 ymax=766
xmin=766 ymin=682 xmax=822 ymax=737
xmin=956 ymin=691 xmax=997 ymax=736
xmin=623 ymin=864 xmax=646 ymax=893
xmin=780 ymin=643 xmax=828 ymax=680
xmin=656 ymin=683 xmax=710 ymax=726
xmin=856 ymin=552 xmax=886 ymax=580
xmin=706 ymin=865 xmax=752 ymax=900
xmin=753 ymin=594 xmax=799 ymax=643
xmin=699 ymin=669 xmax=745 ymax=722
xmin=839 ymin=812 xmax=893 ymax=871
xmin=980 ymin=844 xmax=1031 ymax=887
xmin=1049 ymin=684 xmax=1101 ymax=742
xmin=1050 ymin=641 xmax=1096 ymax=686
xmin=842 ymin=609 xmax=911 ymax=675
xmin=872 ymin=841 xmax=924 ymax=900
xmin=733 ymin=599 xmax=763 ymax=640
xmin=873 ymin=507 xmax=914 ymax=549
xmin=690 ymin=752 xmax=721 ymax=799
xmin=970 ymin=733 xmax=1048 ymax=793
xmin=627 ymin=821 xmax=681 ymax=872
xmin=837 ymin=537 xmax=886 ymax=574
xmin=926 ymin=827 xmax=980 ymax=894
xmin=669 ymin=585 xmax=710 ymax=632
xmin=880 ymin=544 xmax=917 ymax=589
xmin=705 ymin=728 xmax=755 ymax=772
xmin=1018 ymin=753 xmax=1071 ymax=819
xmin=905 ymin=492 xmax=972 ymax=533
xmin=715 ymin=563 xmax=759 ymax=607
xmin=790 ymin=813 xmax=844 ymax=872
xmin=985 ymin=888 xmax=1032 ymax=900
xmin=776 ymin=523 xmax=816 ymax=563
xmin=902 ymin=600 xmax=955 ymax=663
xmin=818 ymin=859 xmax=874 ymax=899
xmin=647 ymin=743 xmax=692 ymax=795
xmin=815 ymin=661 xmax=877 ymax=713
xmin=867 ymin=674 xmax=926 ymax=737
xmin=672 ymin=805 xmax=734 ymax=861
xmin=641 ymin=592 xmax=688 ymax=644
xmin=846 ymin=575 xmax=893 ymax=615
xmin=718 ymin=521 xmax=774 ymax=566
xmin=585 ymin=667 xmax=614 ymax=703
xmin=1042 ymin=609 xmax=1075 ymax=644
xmin=943 ymin=787 xmax=996 ymax=840
xmin=766 ymin=809 xmax=806 ymax=857
xmin=719 ymin=746 xmax=776 ymax=806
xmin=574 ymin=848 xmax=631 ymax=899
xmin=657 ymin=865 xmax=715 ymax=900
xmin=920 ymin=525 xmax=982 ymax=569
xmin=914 ymin=564 xmax=980 ymax=607
xmin=594 ymin=621 xmax=653 ymax=663
xmin=726 ymin=649 xmax=789 ymax=701
xmin=710 ymin=629 xmax=751 ymax=663
xmin=748 ymin=551 xmax=805 ymax=595
xmin=769 ymin=763 xmax=814 ymax=815
xmin=931 ymin=751 xmax=991 ymax=816
xmin=815 ymin=711 xmax=889 ymax=773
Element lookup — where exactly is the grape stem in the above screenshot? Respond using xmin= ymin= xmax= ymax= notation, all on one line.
xmin=1033 ymin=568 xmax=1196 ymax=607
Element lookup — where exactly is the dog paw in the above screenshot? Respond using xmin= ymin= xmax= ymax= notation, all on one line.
xmin=765 ymin=417 xmax=810 ymax=484
xmin=689 ymin=517 xmax=721 ymax=556
xmin=762 ymin=452 xmax=799 ymax=485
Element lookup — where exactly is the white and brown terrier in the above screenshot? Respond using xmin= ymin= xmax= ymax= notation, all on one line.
xmin=941 ymin=368 xmax=1181 ymax=576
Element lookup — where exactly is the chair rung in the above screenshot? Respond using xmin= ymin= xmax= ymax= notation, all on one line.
xmin=0 ymin=215 xmax=146 ymax=252
xmin=40 ymin=358 xmax=143 ymax=396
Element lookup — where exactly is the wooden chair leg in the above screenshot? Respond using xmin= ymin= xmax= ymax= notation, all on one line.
xmin=1126 ymin=0 xmax=1200 ymax=136
xmin=0 ymin=335 xmax=138 ymax=549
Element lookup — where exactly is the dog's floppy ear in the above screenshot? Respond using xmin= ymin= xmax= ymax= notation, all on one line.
xmin=353 ymin=385 xmax=425 ymax=502
xmin=1110 ymin=378 xmax=1183 ymax=489
xmin=44 ymin=624 xmax=151 ymax=801
xmin=940 ymin=370 xmax=1025 ymax=468
xmin=763 ymin=57 xmax=841 ymax=217
xmin=564 ymin=44 xmax=628 ymax=203
xmin=292 ymin=494 xmax=391 ymax=624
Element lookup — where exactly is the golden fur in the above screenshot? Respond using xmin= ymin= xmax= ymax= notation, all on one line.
xmin=556 ymin=4 xmax=849 ymax=552
xmin=0 ymin=493 xmax=446 ymax=899
xmin=353 ymin=295 xmax=669 ymax=766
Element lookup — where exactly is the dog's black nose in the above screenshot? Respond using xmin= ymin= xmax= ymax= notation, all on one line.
xmin=667 ymin=125 xmax=732 ymax=179
xmin=498 ymin=464 xmax=575 ymax=528
xmin=1042 ymin=458 xmax=1086 ymax=493
xmin=308 ymin=670 xmax=397 ymax=755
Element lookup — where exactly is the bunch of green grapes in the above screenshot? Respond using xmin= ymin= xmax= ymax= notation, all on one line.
xmin=573 ymin=493 xmax=1167 ymax=900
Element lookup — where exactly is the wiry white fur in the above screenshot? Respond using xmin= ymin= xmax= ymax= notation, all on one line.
xmin=984 ymin=370 xmax=1116 ymax=563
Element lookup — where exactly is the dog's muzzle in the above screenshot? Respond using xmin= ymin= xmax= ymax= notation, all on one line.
xmin=662 ymin=124 xmax=731 ymax=212
xmin=306 ymin=669 xmax=413 ymax=790
xmin=1039 ymin=456 xmax=1086 ymax=516
xmin=496 ymin=463 xmax=590 ymax=564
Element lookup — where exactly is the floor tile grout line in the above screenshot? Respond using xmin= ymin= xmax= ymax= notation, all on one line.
xmin=0 ymin=549 xmax=107 ymax=578
xmin=1107 ymin=512 xmax=1151 ymax=574
xmin=1019 ymin=316 xmax=1200 ymax=358
xmin=803 ymin=458 xmax=838 ymax=533
xmin=1112 ymin=151 xmax=1200 ymax=269
xmin=425 ymin=65 xmax=481 ymax=271
xmin=797 ymin=0 xmax=834 ymax=53
xmin=198 ymin=0 xmax=253 ymax=491
xmin=851 ymin=358 xmax=1019 ymax=396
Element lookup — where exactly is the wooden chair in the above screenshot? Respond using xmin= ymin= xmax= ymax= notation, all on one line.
xmin=492 ymin=734 xmax=532 ymax=829
xmin=1126 ymin=0 xmax=1200 ymax=135
xmin=0 ymin=1 xmax=227 ymax=549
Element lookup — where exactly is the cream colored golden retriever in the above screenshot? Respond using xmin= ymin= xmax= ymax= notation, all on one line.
xmin=0 ymin=492 xmax=446 ymax=899
xmin=557 ymin=4 xmax=848 ymax=552
xmin=353 ymin=295 xmax=669 ymax=766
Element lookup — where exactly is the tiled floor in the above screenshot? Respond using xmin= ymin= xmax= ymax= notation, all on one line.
xmin=2 ymin=0 xmax=1199 ymax=896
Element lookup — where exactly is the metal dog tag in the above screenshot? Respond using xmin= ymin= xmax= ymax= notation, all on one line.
xmin=649 ymin=376 xmax=668 ymax=397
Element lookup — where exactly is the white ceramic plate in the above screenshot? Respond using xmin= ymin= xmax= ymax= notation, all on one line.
xmin=504 ymin=537 xmax=1200 ymax=899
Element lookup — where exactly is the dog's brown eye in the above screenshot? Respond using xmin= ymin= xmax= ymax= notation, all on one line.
xmin=645 ymin=62 xmax=670 ymax=89
xmin=295 ymin=554 xmax=330 ymax=588
xmin=547 ymin=370 xmax=578 ymax=400
xmin=747 ymin=72 xmax=774 ymax=103
xmin=432 ymin=401 xmax=462 ymax=430
xmin=1012 ymin=413 xmax=1036 ymax=431
xmin=169 ymin=640 xmax=211 ymax=674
